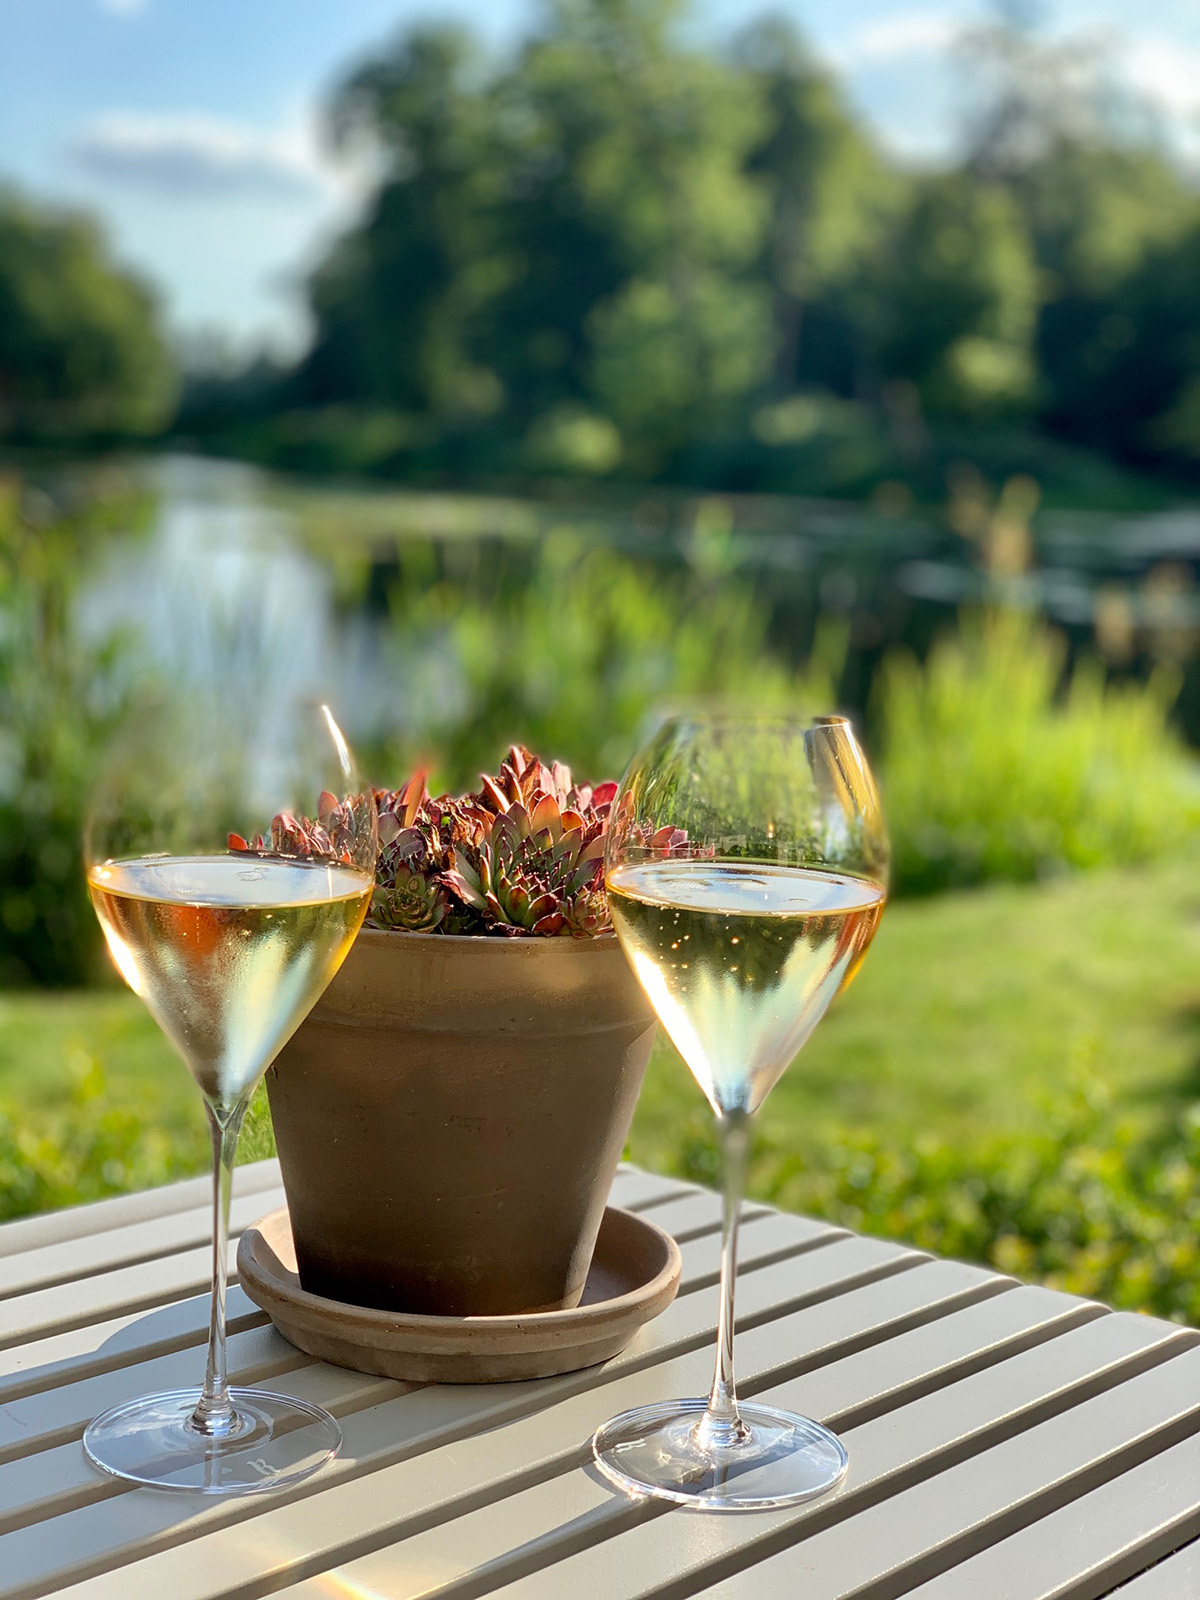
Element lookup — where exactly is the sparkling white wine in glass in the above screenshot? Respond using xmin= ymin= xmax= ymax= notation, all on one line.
xmin=606 ymin=861 xmax=884 ymax=1117
xmin=593 ymin=713 xmax=887 ymax=1512
xmin=81 ymin=696 xmax=377 ymax=1496
xmin=89 ymin=856 xmax=370 ymax=1112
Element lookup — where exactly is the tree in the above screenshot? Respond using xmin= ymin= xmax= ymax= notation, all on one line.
xmin=300 ymin=26 xmax=505 ymax=421
xmin=517 ymin=0 xmax=771 ymax=466
xmin=734 ymin=17 xmax=896 ymax=396
xmin=0 ymin=190 xmax=175 ymax=439
xmin=954 ymin=11 xmax=1200 ymax=449
xmin=1045 ymin=220 xmax=1200 ymax=464
xmin=865 ymin=173 xmax=1039 ymax=417
xmin=299 ymin=0 xmax=774 ymax=473
xmin=289 ymin=0 xmax=1200 ymax=481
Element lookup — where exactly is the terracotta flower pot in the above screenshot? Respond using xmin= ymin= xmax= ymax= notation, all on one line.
xmin=265 ymin=927 xmax=657 ymax=1317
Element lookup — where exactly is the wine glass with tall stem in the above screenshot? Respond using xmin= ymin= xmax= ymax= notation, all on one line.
xmin=82 ymin=692 xmax=378 ymax=1494
xmin=593 ymin=713 xmax=888 ymax=1511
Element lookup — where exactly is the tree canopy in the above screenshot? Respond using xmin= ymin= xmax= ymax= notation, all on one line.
xmin=0 ymin=191 xmax=176 ymax=441
xmin=273 ymin=1 xmax=1200 ymax=483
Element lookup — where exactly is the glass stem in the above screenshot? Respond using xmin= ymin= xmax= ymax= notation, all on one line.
xmin=696 ymin=1108 xmax=751 ymax=1450
xmin=190 ymin=1097 xmax=248 ymax=1438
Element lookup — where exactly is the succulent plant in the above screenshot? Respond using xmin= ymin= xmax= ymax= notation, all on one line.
xmin=370 ymin=863 xmax=449 ymax=932
xmin=231 ymin=747 xmax=627 ymax=938
xmin=372 ymin=746 xmax=619 ymax=938
xmin=228 ymin=790 xmax=362 ymax=865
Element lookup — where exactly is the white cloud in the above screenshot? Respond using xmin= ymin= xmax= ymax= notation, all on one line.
xmin=69 ymin=109 xmax=340 ymax=200
xmin=1124 ymin=37 xmax=1200 ymax=124
xmin=833 ymin=11 xmax=964 ymax=68
xmin=98 ymin=0 xmax=148 ymax=14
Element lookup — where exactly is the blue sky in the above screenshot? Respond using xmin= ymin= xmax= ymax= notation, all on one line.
xmin=2 ymin=0 xmax=1198 ymax=354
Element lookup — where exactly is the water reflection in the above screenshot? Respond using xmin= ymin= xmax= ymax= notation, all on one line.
xmin=78 ymin=455 xmax=334 ymax=703
xmin=74 ymin=453 xmax=1200 ymax=760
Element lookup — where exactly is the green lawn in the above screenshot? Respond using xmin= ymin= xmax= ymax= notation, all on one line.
xmin=632 ymin=861 xmax=1200 ymax=1170
xmin=5 ymin=865 xmax=1200 ymax=1314
xmin=7 ymin=861 xmax=1199 ymax=1179
xmin=0 ymin=989 xmax=199 ymax=1125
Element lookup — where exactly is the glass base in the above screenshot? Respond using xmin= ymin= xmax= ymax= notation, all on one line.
xmin=83 ymin=1388 xmax=341 ymax=1495
xmin=592 ymin=1398 xmax=848 ymax=1511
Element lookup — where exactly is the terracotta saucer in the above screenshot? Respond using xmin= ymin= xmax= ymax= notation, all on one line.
xmin=237 ymin=1205 xmax=682 ymax=1384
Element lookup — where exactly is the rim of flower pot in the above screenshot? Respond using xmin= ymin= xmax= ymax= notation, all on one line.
xmin=354 ymin=925 xmax=621 ymax=953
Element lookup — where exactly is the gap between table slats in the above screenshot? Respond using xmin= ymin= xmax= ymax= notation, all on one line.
xmin=0 ymin=1167 xmax=702 ymax=1387
xmin=0 ymin=1184 xmax=781 ymax=1514
xmin=2 ymin=1166 xmax=1166 ymax=1600
xmin=0 ymin=1197 xmax=842 ymax=1501
xmin=241 ymin=1285 xmax=1102 ymax=1600
xmin=0 ymin=1290 xmax=270 ymax=1407
xmin=1108 ymin=1534 xmax=1200 ymax=1598
xmin=0 ymin=1186 xmax=288 ymax=1308
xmin=0 ymin=1190 xmax=800 ymax=1427
xmin=26 ymin=1265 xmax=1012 ymax=1600
xmin=0 ymin=1165 xmax=696 ymax=1326
xmin=0 ymin=1164 xmax=694 ymax=1312
xmin=699 ymin=1342 xmax=1200 ymax=1600
xmin=0 ymin=1201 xmax=719 ymax=1476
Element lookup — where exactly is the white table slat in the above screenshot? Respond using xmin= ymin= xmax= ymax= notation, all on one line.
xmin=25 ymin=1235 xmax=947 ymax=1587
xmin=0 ymin=1319 xmax=305 ymax=1468
xmin=0 ymin=1192 xmax=288 ymax=1351
xmin=0 ymin=1162 xmax=282 ymax=1262
xmin=43 ymin=1256 xmax=998 ymax=1600
xmin=271 ymin=1285 xmax=1101 ymax=1600
xmin=606 ymin=1168 xmax=704 ymax=1212
xmin=699 ymin=1347 xmax=1200 ymax=1600
xmin=464 ymin=1313 xmax=1191 ymax=1600
xmin=0 ymin=1177 xmax=850 ymax=1596
xmin=1111 ymin=1538 xmax=1200 ymax=1597
xmin=907 ymin=1430 xmax=1200 ymax=1599
xmin=0 ymin=1184 xmax=287 ymax=1301
xmin=0 ymin=1161 xmax=1194 ymax=1600
xmin=0 ymin=1284 xmax=266 ymax=1402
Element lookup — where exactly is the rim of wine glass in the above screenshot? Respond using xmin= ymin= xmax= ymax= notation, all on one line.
xmin=651 ymin=710 xmax=854 ymax=731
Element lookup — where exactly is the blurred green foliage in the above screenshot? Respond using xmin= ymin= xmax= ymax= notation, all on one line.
xmin=626 ymin=856 xmax=1200 ymax=1324
xmin=343 ymin=505 xmax=1198 ymax=903
xmin=2 ymin=462 xmax=1194 ymax=988
xmin=0 ymin=471 xmax=144 ymax=984
xmin=0 ymin=0 xmax=1195 ymax=485
xmin=0 ymin=1052 xmax=269 ymax=1221
xmin=670 ymin=1073 xmax=1200 ymax=1325
xmin=32 ymin=1043 xmax=1200 ymax=1323
xmin=371 ymin=518 xmax=840 ymax=789
xmin=0 ymin=190 xmax=175 ymax=442
xmin=179 ymin=0 xmax=1200 ymax=491
xmin=866 ymin=174 xmax=1038 ymax=418
xmin=879 ymin=608 xmax=1199 ymax=894
xmin=0 ymin=1055 xmax=196 ymax=1221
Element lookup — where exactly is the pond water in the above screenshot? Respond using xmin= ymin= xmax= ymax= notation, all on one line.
xmin=75 ymin=452 xmax=1200 ymax=750
xmin=79 ymin=456 xmax=338 ymax=703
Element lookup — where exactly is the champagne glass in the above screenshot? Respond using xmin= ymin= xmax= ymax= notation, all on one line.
xmin=593 ymin=713 xmax=887 ymax=1510
xmin=82 ymin=693 xmax=377 ymax=1494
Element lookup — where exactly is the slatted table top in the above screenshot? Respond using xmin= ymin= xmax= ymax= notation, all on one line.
xmin=0 ymin=1159 xmax=1197 ymax=1599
